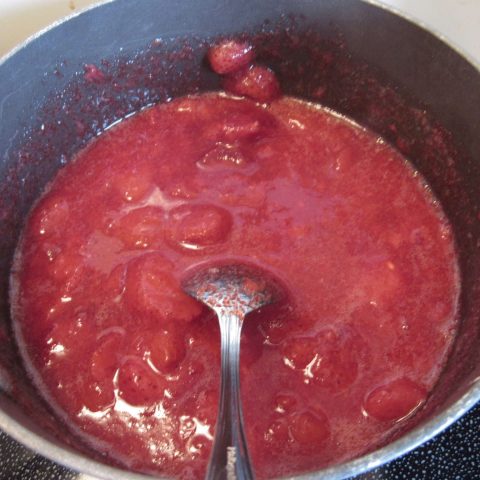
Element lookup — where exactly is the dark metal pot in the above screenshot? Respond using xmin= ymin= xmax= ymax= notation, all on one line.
xmin=0 ymin=0 xmax=479 ymax=478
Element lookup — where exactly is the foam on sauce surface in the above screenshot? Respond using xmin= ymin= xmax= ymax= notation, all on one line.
xmin=11 ymin=93 xmax=459 ymax=478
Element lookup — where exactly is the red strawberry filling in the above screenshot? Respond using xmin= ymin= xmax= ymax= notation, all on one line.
xmin=12 ymin=92 xmax=458 ymax=479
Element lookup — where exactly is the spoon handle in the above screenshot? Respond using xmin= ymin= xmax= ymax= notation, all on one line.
xmin=206 ymin=311 xmax=254 ymax=480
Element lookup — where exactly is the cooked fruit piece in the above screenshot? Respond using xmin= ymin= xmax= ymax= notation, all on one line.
xmin=207 ymin=40 xmax=255 ymax=74
xmin=364 ymin=377 xmax=427 ymax=421
xmin=223 ymin=65 xmax=281 ymax=102
xmin=124 ymin=253 xmax=202 ymax=323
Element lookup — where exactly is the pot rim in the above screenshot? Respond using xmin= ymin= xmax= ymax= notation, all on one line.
xmin=0 ymin=0 xmax=479 ymax=479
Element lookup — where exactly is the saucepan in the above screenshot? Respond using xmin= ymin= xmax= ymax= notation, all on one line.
xmin=0 ymin=0 xmax=479 ymax=478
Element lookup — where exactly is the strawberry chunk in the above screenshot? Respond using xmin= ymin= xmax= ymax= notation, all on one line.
xmin=197 ymin=143 xmax=247 ymax=171
xmin=281 ymin=336 xmax=317 ymax=369
xmin=273 ymin=393 xmax=297 ymax=414
xmin=364 ymin=377 xmax=427 ymax=422
xmin=289 ymin=410 xmax=330 ymax=449
xmin=167 ymin=204 xmax=233 ymax=250
xmin=264 ymin=418 xmax=289 ymax=447
xmin=107 ymin=206 xmax=165 ymax=249
xmin=112 ymin=166 xmax=153 ymax=203
xmin=46 ymin=312 xmax=93 ymax=361
xmin=91 ymin=331 xmax=124 ymax=381
xmin=124 ymin=253 xmax=202 ymax=323
xmin=82 ymin=379 xmax=115 ymax=412
xmin=117 ymin=359 xmax=164 ymax=406
xmin=310 ymin=328 xmax=361 ymax=391
xmin=148 ymin=328 xmax=187 ymax=373
xmin=202 ymin=103 xmax=278 ymax=144
xmin=101 ymin=263 xmax=127 ymax=300
xmin=223 ymin=65 xmax=281 ymax=103
xmin=207 ymin=40 xmax=255 ymax=75
xmin=282 ymin=327 xmax=364 ymax=392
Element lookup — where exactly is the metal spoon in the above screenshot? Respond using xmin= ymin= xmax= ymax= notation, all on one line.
xmin=182 ymin=263 xmax=283 ymax=480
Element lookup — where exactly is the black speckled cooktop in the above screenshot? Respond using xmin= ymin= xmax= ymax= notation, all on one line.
xmin=1 ymin=403 xmax=479 ymax=480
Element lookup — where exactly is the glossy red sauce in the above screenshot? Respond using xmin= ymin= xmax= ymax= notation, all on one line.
xmin=11 ymin=93 xmax=459 ymax=478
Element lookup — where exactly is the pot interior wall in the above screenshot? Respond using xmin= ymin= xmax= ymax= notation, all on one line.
xmin=0 ymin=0 xmax=479 ymax=475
